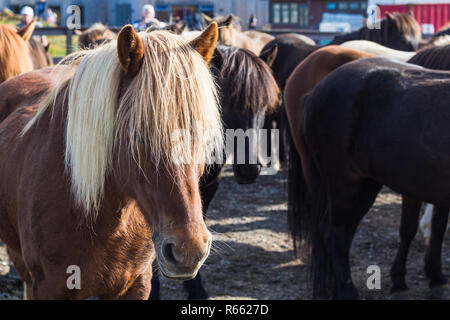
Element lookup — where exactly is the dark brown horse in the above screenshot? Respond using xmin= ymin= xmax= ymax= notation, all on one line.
xmin=151 ymin=43 xmax=280 ymax=300
xmin=330 ymin=12 xmax=422 ymax=51
xmin=76 ymin=23 xmax=116 ymax=49
xmin=409 ymin=45 xmax=450 ymax=71
xmin=0 ymin=23 xmax=223 ymax=299
xmin=287 ymin=57 xmax=450 ymax=299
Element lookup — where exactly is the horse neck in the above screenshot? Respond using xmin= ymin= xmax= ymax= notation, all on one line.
xmin=35 ymin=92 xmax=133 ymax=233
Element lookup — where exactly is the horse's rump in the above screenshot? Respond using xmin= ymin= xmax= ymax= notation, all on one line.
xmin=409 ymin=45 xmax=450 ymax=70
xmin=340 ymin=40 xmax=416 ymax=62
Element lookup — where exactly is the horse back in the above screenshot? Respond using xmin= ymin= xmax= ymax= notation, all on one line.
xmin=303 ymin=58 xmax=450 ymax=203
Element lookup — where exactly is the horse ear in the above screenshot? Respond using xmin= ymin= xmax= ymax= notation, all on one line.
xmin=260 ymin=44 xmax=278 ymax=68
xmin=202 ymin=13 xmax=213 ymax=25
xmin=386 ymin=12 xmax=394 ymax=22
xmin=117 ymin=25 xmax=145 ymax=77
xmin=179 ymin=22 xmax=187 ymax=33
xmin=17 ymin=21 xmax=35 ymax=41
xmin=189 ymin=22 xmax=218 ymax=63
xmin=223 ymin=15 xmax=234 ymax=27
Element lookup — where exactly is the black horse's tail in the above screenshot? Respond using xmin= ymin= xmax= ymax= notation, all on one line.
xmin=287 ymin=123 xmax=334 ymax=299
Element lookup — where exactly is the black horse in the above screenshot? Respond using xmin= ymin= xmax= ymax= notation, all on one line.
xmin=261 ymin=12 xmax=423 ymax=167
xmin=409 ymin=45 xmax=450 ymax=71
xmin=260 ymin=34 xmax=318 ymax=165
xmin=150 ymin=44 xmax=280 ymax=300
xmin=330 ymin=12 xmax=422 ymax=51
xmin=288 ymin=57 xmax=450 ymax=299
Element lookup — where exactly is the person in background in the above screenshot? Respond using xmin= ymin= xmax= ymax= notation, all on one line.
xmin=36 ymin=0 xmax=47 ymax=20
xmin=17 ymin=6 xmax=42 ymax=28
xmin=132 ymin=4 xmax=160 ymax=31
xmin=17 ymin=6 xmax=48 ymax=49
xmin=248 ymin=13 xmax=257 ymax=29
xmin=46 ymin=8 xmax=57 ymax=25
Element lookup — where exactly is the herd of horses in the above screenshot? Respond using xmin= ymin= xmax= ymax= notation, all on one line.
xmin=0 ymin=12 xmax=449 ymax=300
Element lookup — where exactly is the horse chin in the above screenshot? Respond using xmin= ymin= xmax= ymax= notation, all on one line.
xmin=158 ymin=263 xmax=198 ymax=281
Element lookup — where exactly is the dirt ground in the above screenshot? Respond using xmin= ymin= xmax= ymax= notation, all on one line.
xmin=1 ymin=166 xmax=449 ymax=300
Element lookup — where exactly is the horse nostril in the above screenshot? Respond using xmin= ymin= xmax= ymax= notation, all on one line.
xmin=162 ymin=242 xmax=178 ymax=265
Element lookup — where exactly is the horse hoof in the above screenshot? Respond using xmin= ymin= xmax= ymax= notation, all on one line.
xmin=430 ymin=284 xmax=450 ymax=300
xmin=389 ymin=291 xmax=410 ymax=300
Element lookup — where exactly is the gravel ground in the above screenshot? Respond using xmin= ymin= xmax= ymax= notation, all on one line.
xmin=1 ymin=166 xmax=449 ymax=300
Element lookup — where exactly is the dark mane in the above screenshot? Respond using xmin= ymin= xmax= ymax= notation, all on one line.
xmin=434 ymin=22 xmax=450 ymax=38
xmin=330 ymin=12 xmax=421 ymax=50
xmin=216 ymin=45 xmax=279 ymax=113
xmin=409 ymin=45 xmax=450 ymax=71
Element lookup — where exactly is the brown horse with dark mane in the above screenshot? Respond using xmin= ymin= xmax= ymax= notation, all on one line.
xmin=0 ymin=23 xmax=223 ymax=299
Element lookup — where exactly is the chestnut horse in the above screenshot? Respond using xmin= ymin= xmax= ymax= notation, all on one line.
xmin=0 ymin=23 xmax=35 ymax=83
xmin=0 ymin=23 xmax=223 ymax=299
xmin=287 ymin=57 xmax=450 ymax=299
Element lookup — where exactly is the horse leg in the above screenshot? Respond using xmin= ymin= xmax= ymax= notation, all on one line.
xmin=119 ymin=268 xmax=153 ymax=300
xmin=420 ymin=204 xmax=433 ymax=246
xmin=424 ymin=205 xmax=449 ymax=299
xmin=325 ymin=179 xmax=381 ymax=300
xmin=149 ymin=267 xmax=161 ymax=300
xmin=183 ymin=272 xmax=208 ymax=299
xmin=6 ymin=247 xmax=33 ymax=299
xmin=389 ymin=196 xmax=421 ymax=298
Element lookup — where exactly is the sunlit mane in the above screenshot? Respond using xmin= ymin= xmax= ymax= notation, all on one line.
xmin=23 ymin=31 xmax=223 ymax=218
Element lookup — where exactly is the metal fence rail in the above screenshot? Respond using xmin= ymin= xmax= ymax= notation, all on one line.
xmin=33 ymin=27 xmax=341 ymax=59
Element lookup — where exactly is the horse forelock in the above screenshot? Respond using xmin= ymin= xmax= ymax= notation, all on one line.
xmin=218 ymin=46 xmax=279 ymax=114
xmin=23 ymin=31 xmax=223 ymax=218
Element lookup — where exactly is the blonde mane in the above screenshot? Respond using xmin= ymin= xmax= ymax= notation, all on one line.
xmin=23 ymin=31 xmax=223 ymax=218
